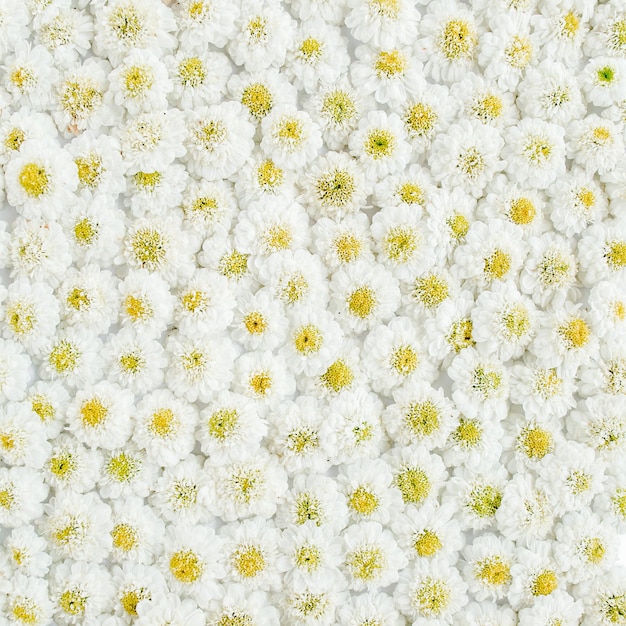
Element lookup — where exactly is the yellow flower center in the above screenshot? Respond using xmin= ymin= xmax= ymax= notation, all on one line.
xmin=364 ymin=129 xmax=395 ymax=159
xmin=264 ymin=225 xmax=292 ymax=251
xmin=469 ymin=485 xmax=502 ymax=517
xmin=5 ymin=127 xmax=25 ymax=151
xmin=10 ymin=66 xmax=36 ymax=91
xmin=447 ymin=318 xmax=474 ymax=352
xmin=124 ymin=294 xmax=151 ymax=322
xmin=453 ymin=417 xmax=483 ymax=448
xmin=111 ymin=523 xmax=138 ymax=552
xmin=414 ymin=274 xmax=449 ymax=309
xmin=294 ymin=492 xmax=323 ymax=526
xmin=347 ymin=286 xmax=377 ymax=319
xmin=334 ymin=233 xmax=362 ymax=262
xmin=73 ymin=218 xmax=98 ymax=246
xmin=187 ymin=1 xmax=207 ymax=20
xmin=374 ymin=50 xmax=406 ymax=78
xmin=80 ymin=398 xmax=108 ymax=428
xmin=405 ymin=400 xmax=440 ymax=437
xmin=218 ymin=250 xmax=249 ymax=280
xmin=124 ymin=65 xmax=153 ymax=97
xmin=242 ymin=83 xmax=273 ymax=119
xmin=531 ymin=570 xmax=558 ymax=596
xmin=484 ymin=249 xmax=511 ymax=280
xmin=505 ymin=35 xmax=533 ymax=69
xmin=501 ymin=304 xmax=530 ymax=339
xmin=347 ymin=546 xmax=385 ymax=581
xmin=321 ymin=90 xmax=356 ymax=125
xmin=243 ymin=311 xmax=267 ymax=335
xmin=558 ymin=317 xmax=590 ymax=349
xmin=246 ymin=16 xmax=267 ymax=43
xmin=459 ymin=147 xmax=485 ymax=180
xmin=120 ymin=588 xmax=150 ymax=617
xmin=31 ymin=396 xmax=55 ymax=423
xmin=606 ymin=241 xmax=626 ymax=269
xmin=447 ymin=213 xmax=470 ymax=241
xmin=280 ymin=274 xmax=308 ymax=304
xmin=415 ymin=578 xmax=451 ymax=616
xmin=319 ymin=359 xmax=354 ymax=393
xmin=299 ymin=37 xmax=322 ymax=62
xmin=348 ymin=485 xmax=379 ymax=516
xmin=561 ymin=11 xmax=580 ymax=39
xmin=370 ymin=0 xmax=399 ymax=18
xmin=287 ymin=428 xmax=319 ymax=454
xmin=509 ymin=197 xmax=536 ymax=225
xmin=178 ymin=57 xmax=205 ymax=87
xmin=207 ymin=408 xmax=238 ymax=440
xmin=293 ymin=324 xmax=323 ymax=355
xmin=19 ymin=163 xmax=49 ymax=198
xmin=217 ymin=613 xmax=255 ymax=626
xmin=233 ymin=544 xmax=266 ymax=578
xmin=256 ymin=159 xmax=283 ymax=190
xmin=315 ymin=169 xmax=356 ymax=208
xmin=471 ymin=94 xmax=503 ymax=121
xmin=438 ymin=19 xmax=477 ymax=60
xmin=119 ymin=351 xmax=144 ymax=373
xmin=196 ymin=120 xmax=226 ymax=151
xmin=106 ymin=452 xmax=140 ymax=483
xmin=59 ymin=590 xmax=87 ymax=616
xmin=7 ymin=302 xmax=36 ymax=336
xmin=611 ymin=489 xmax=626 ymax=519
xmin=49 ymin=453 xmax=76 ymax=479
xmin=133 ymin=171 xmax=162 ymax=191
xmin=475 ymin=556 xmax=512 ymax=587
xmin=59 ymin=79 xmax=103 ymax=120
xmin=567 ymin=470 xmax=591 ymax=495
xmin=131 ymin=228 xmax=166 ymax=269
xmin=294 ymin=544 xmax=321 ymax=572
xmin=67 ymin=287 xmax=90 ymax=311
xmin=613 ymin=301 xmax=626 ymax=321
xmin=519 ymin=425 xmax=553 ymax=460
xmin=12 ymin=600 xmax=39 ymax=625
xmin=75 ymin=155 xmax=103 ymax=188
xmin=533 ymin=368 xmax=563 ymax=399
xmin=149 ymin=408 xmax=176 ymax=438
xmin=390 ymin=345 xmax=418 ymax=376
xmin=249 ymin=371 xmax=272 ymax=396
xmin=601 ymin=592 xmax=626 ymax=624
xmin=276 ymin=117 xmax=304 ymax=150
xmin=396 ymin=467 xmax=430 ymax=504
xmin=472 ymin=364 xmax=502 ymax=399
xmin=0 ymin=488 xmax=15 ymax=509
xmin=593 ymin=126 xmax=612 ymax=143
xmin=610 ymin=19 xmax=626 ymax=52
xmin=181 ymin=290 xmax=207 ymax=313
xmin=181 ymin=349 xmax=206 ymax=374
xmin=580 ymin=537 xmax=605 ymax=564
xmin=414 ymin=530 xmax=442 ymax=558
xmin=109 ymin=5 xmax=144 ymax=43
xmin=384 ymin=226 xmax=418 ymax=262
xmin=229 ymin=468 xmax=261 ymax=504
xmin=524 ymin=136 xmax=553 ymax=163
xmin=49 ymin=340 xmax=80 ymax=373
xmin=398 ymin=182 xmax=425 ymax=205
xmin=170 ymin=549 xmax=204 ymax=584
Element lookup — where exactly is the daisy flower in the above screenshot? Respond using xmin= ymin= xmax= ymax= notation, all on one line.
xmin=417 ymin=0 xmax=481 ymax=83
xmin=517 ymin=60 xmax=585 ymax=125
xmin=197 ymin=391 xmax=267 ymax=463
xmin=392 ymin=501 xmax=463 ymax=565
xmin=503 ymin=117 xmax=566 ymax=189
xmin=2 ymin=42 xmax=58 ymax=110
xmin=503 ymin=413 xmax=561 ymax=472
xmin=462 ymin=534 xmax=516 ymax=601
xmin=0 ymin=403 xmax=50 ymax=469
xmin=185 ymin=102 xmax=255 ymax=181
xmin=0 ymin=108 xmax=57 ymax=165
xmin=394 ymin=559 xmax=468 ymax=623
xmin=1 ymin=279 xmax=59 ymax=353
xmin=109 ymin=562 xmax=168 ymax=622
xmin=167 ymin=49 xmax=231 ymax=110
xmin=208 ymin=585 xmax=280 ymax=626
xmin=286 ymin=19 xmax=350 ymax=94
xmin=384 ymin=382 xmax=457 ymax=450
xmin=472 ymin=282 xmax=538 ymax=361
xmin=41 ymin=491 xmax=113 ymax=563
xmin=219 ymin=517 xmax=280 ymax=591
xmin=349 ymin=109 xmax=411 ymax=181
xmin=306 ymin=78 xmax=365 ymax=151
xmin=374 ymin=163 xmax=436 ymax=213
xmin=2 ymin=575 xmax=54 ymax=626
xmin=150 ymin=456 xmax=212 ymax=525
xmin=174 ymin=0 xmax=240 ymax=50
xmin=301 ymin=151 xmax=369 ymax=221
xmin=581 ymin=56 xmax=626 ymax=107
xmin=337 ymin=459 xmax=403 ymax=526
xmin=98 ymin=445 xmax=158 ymax=500
xmin=0 ymin=466 xmax=48 ymax=528
xmin=160 ymin=523 xmax=223 ymax=608
xmin=588 ymin=280 xmax=626 ymax=339
xmin=164 ymin=331 xmax=235 ymax=403
xmin=478 ymin=12 xmax=537 ymax=92
xmin=362 ymin=317 xmax=434 ymax=396
xmin=443 ymin=412 xmax=504 ymax=471
xmin=336 ymin=591 xmax=404 ymax=626
xmin=133 ymin=389 xmax=198 ymax=468
xmin=108 ymin=496 xmax=165 ymax=565
xmin=135 ymin=594 xmax=205 ymax=626
xmin=24 ymin=381 xmax=69 ymax=439
xmin=330 ymin=261 xmax=400 ymax=333
xmin=0 ymin=0 xmax=29 ymax=59
xmin=448 ymin=347 xmax=510 ymax=421
xmin=118 ymin=270 xmax=175 ymax=338
xmin=125 ymin=163 xmax=188 ymax=217
xmin=1 ymin=525 xmax=52 ymax=579
xmin=42 ymin=434 xmax=101 ymax=495
xmin=50 ymin=560 xmax=113 ymax=626
xmin=578 ymin=569 xmax=626 ymax=626
xmin=235 ymin=150 xmax=297 ymax=206
xmin=429 ymin=119 xmax=504 ymax=198
xmin=351 ymin=44 xmax=421 ymax=107
xmin=566 ymin=115 xmax=624 ymax=175
xmin=280 ymin=583 xmax=346 ymax=626
xmin=103 ymin=329 xmax=166 ymax=395
xmin=180 ymin=178 xmax=236 ymax=237
xmin=384 ymin=445 xmax=447 ymax=509
xmin=36 ymin=9 xmax=94 ymax=67
xmin=93 ymin=0 xmax=177 ymax=66
xmin=345 ymin=0 xmax=419 ymax=48
xmin=578 ymin=220 xmax=626 ymax=286
xmin=233 ymin=350 xmax=296 ymax=408
xmin=455 ymin=601 xmax=517 ymax=626
xmin=287 ymin=0 xmax=347 ymax=26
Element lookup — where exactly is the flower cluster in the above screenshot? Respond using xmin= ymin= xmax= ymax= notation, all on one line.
xmin=1 ymin=0 xmax=626 ymax=625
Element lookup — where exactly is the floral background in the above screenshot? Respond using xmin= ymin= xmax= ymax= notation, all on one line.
xmin=0 ymin=0 xmax=626 ymax=625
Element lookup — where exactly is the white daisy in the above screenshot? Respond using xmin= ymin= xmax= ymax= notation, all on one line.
xmin=109 ymin=562 xmax=168 ymax=622
xmin=208 ymin=585 xmax=280 ymax=626
xmin=2 ymin=575 xmax=54 ymax=626
xmin=443 ymin=411 xmax=504 ymax=470
xmin=588 ymin=280 xmax=626 ymax=339
xmin=336 ymin=591 xmax=404 ymax=626
xmin=581 ymin=56 xmax=626 ymax=107
xmin=174 ymin=0 xmax=239 ymax=50
xmin=578 ymin=220 xmax=626 ymax=285
xmin=125 ymin=163 xmax=189 ymax=219
xmin=135 ymin=593 xmax=205 ymax=626
xmin=25 ymin=380 xmax=69 ymax=439
xmin=345 ymin=0 xmax=419 ymax=48
xmin=42 ymin=434 xmax=101 ymax=495
xmin=0 ymin=402 xmax=50 ymax=469
xmin=180 ymin=178 xmax=236 ymax=237
xmin=1 ymin=525 xmax=52 ymax=579
xmin=0 ymin=466 xmax=48 ymax=529
xmin=235 ymin=150 xmax=297 ymax=206
xmin=98 ymin=445 xmax=158 ymax=501
xmin=566 ymin=115 xmax=625 ymax=175
xmin=312 ymin=214 xmax=374 ymax=270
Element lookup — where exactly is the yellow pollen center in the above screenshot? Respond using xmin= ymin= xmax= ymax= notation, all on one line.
xmin=562 ymin=11 xmax=580 ymax=38
xmin=484 ymin=249 xmax=511 ymax=280
xmin=170 ymin=549 xmax=204 ymax=584
xmin=219 ymin=250 xmax=248 ymax=280
xmin=59 ymin=590 xmax=87 ymax=616
xmin=558 ymin=317 xmax=590 ymax=349
xmin=524 ymin=136 xmax=553 ymax=163
xmin=347 ymin=286 xmax=377 ymax=319
xmin=501 ymin=304 xmax=530 ymax=339
xmin=293 ymin=324 xmax=323 ymax=355
xmin=294 ymin=545 xmax=321 ymax=572
xmin=106 ymin=452 xmax=139 ymax=483
xmin=208 ymin=408 xmax=239 ymax=440
xmin=613 ymin=301 xmax=626 ymax=320
xmin=249 ymin=371 xmax=272 ymax=396
xmin=476 ymin=557 xmax=512 ymax=587
xmin=74 ymin=218 xmax=97 ymax=246
xmin=606 ymin=241 xmax=626 ymax=269
xmin=133 ymin=171 xmax=162 ymax=190
xmin=178 ymin=57 xmax=205 ymax=87
xmin=131 ymin=228 xmax=166 ymax=269
xmin=612 ymin=489 xmax=626 ymax=519
xmin=80 ymin=398 xmax=108 ymax=428
xmin=438 ymin=19 xmax=477 ymax=60
xmin=447 ymin=318 xmax=474 ymax=352
xmin=181 ymin=290 xmax=207 ymax=313
xmin=124 ymin=65 xmax=153 ymax=97
xmin=264 ymin=225 xmax=292 ymax=251
xmin=453 ymin=417 xmax=483 ymax=448
xmin=150 ymin=408 xmax=176 ymax=438
xmin=320 ymin=359 xmax=354 ymax=393
xmin=610 ymin=19 xmax=626 ymax=51
xmin=334 ymin=233 xmax=362 ymax=262
xmin=390 ymin=345 xmax=418 ymax=376
xmin=49 ymin=340 xmax=80 ymax=373
xmin=31 ymin=397 xmax=55 ymax=423
xmin=414 ymin=530 xmax=442 ymax=557
xmin=124 ymin=294 xmax=150 ymax=322
xmin=19 ymin=163 xmax=49 ymax=198
xmin=109 ymin=6 xmax=144 ymax=43
xmin=287 ymin=428 xmax=319 ymax=454
xmin=294 ymin=492 xmax=323 ymax=526
xmin=75 ymin=155 xmax=103 ymax=188
xmin=472 ymin=364 xmax=502 ymax=398
xmin=459 ymin=147 xmax=485 ymax=180
xmin=447 ymin=213 xmax=470 ymax=241
xmin=375 ymin=50 xmax=406 ymax=78
xmin=188 ymin=1 xmax=206 ymax=20
xmin=120 ymin=589 xmax=149 ymax=617
xmin=414 ymin=274 xmax=449 ymax=309
xmin=11 ymin=548 xmax=26 ymax=566
xmin=520 ymin=426 xmax=553 ymax=459
xmin=567 ymin=470 xmax=591 ymax=494
xmin=257 ymin=159 xmax=283 ymax=190
xmin=181 ymin=349 xmax=206 ymax=373
xmin=405 ymin=102 xmax=437 ymax=137
xmin=509 ymin=197 xmax=536 ymax=225
xmin=67 ymin=287 xmax=90 ymax=311
xmin=348 ymin=485 xmax=379 ymax=516
xmin=5 ymin=128 xmax=25 ymax=152
xmin=111 ymin=523 xmax=138 ymax=552
xmin=581 ymin=537 xmax=605 ymax=564
xmin=593 ymin=126 xmax=612 ymax=143
xmin=119 ymin=351 xmax=143 ymax=374
xmin=347 ymin=546 xmax=385 ymax=581
xmin=533 ymin=368 xmax=563 ymax=398
xmin=233 ymin=545 xmax=265 ymax=578
xmin=370 ymin=0 xmax=399 ymax=18
xmin=60 ymin=80 xmax=102 ymax=120
xmin=384 ymin=226 xmax=418 ymax=262
xmin=601 ymin=592 xmax=626 ymax=623
xmin=321 ymin=90 xmax=357 ymax=125
xmin=10 ymin=66 xmax=35 ymax=91
xmin=243 ymin=311 xmax=267 ymax=335
xmin=405 ymin=400 xmax=440 ymax=437
xmin=196 ymin=120 xmax=226 ymax=151
xmin=7 ymin=302 xmax=36 ymax=336
xmin=281 ymin=274 xmax=308 ymax=304
xmin=316 ymin=170 xmax=356 ymax=208
xmin=276 ymin=118 xmax=304 ymax=149
xmin=365 ymin=129 xmax=395 ymax=159
xmin=415 ymin=578 xmax=451 ymax=616
xmin=396 ymin=467 xmax=430 ymax=504
xmin=398 ymin=182 xmax=424 ymax=205
xmin=505 ymin=35 xmax=533 ymax=69
xmin=469 ymin=485 xmax=502 ymax=517
xmin=472 ymin=94 xmax=503 ymax=121
xmin=532 ymin=570 xmax=558 ymax=596
xmin=241 ymin=83 xmax=273 ymax=119
xmin=246 ymin=16 xmax=267 ymax=43
xmin=0 ymin=488 xmax=15 ymax=509
xmin=299 ymin=37 xmax=322 ymax=61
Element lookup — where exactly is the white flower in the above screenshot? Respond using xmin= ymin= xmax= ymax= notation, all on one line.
xmin=579 ymin=569 xmax=626 ymax=626
xmin=566 ymin=115 xmax=624 ymax=175
xmin=0 ymin=402 xmax=50 ymax=469
xmin=345 ymin=0 xmax=419 ymax=48
xmin=133 ymin=389 xmax=198 ymax=467
xmin=5 ymin=137 xmax=77 ymax=218
xmin=235 ymin=150 xmax=297 ymax=205
xmin=578 ymin=220 xmax=626 ymax=285
xmin=454 ymin=601 xmax=517 ymax=626
xmin=394 ymin=558 xmax=468 ymax=623
xmin=311 ymin=214 xmax=374 ymax=270
xmin=374 ymin=164 xmax=436 ymax=213
xmin=518 ymin=591 xmax=584 ymax=626
xmin=174 ymin=0 xmax=240 ymax=50
xmin=588 ymin=280 xmax=626 ymax=339
xmin=125 ymin=163 xmax=189 ymax=218
xmin=229 ymin=0 xmax=295 ymax=72
xmin=330 ymin=261 xmax=400 ymax=333
xmin=164 ymin=331 xmax=235 ymax=403
xmin=349 ymin=109 xmax=411 ymax=180
xmin=2 ymin=575 xmax=54 ymax=626
xmin=462 ymin=533 xmax=516 ymax=601
xmin=581 ymin=56 xmax=626 ymax=107
xmin=36 ymin=9 xmax=94 ymax=67
xmin=185 ymin=102 xmax=255 ymax=180
xmin=337 ymin=591 xmax=404 ymax=626
xmin=425 ymin=189 xmax=476 ymax=258
xmin=42 ymin=434 xmax=101 ymax=495
xmin=25 ymin=380 xmax=69 ymax=439
xmin=234 ymin=350 xmax=296 ymax=407
xmin=0 ymin=466 xmax=48 ymax=528
xmin=208 ymin=585 xmax=280 ymax=626
xmin=503 ymin=117 xmax=566 ymax=189
xmin=98 ymin=445 xmax=158 ymax=500
xmin=109 ymin=562 xmax=167 ymax=623
xmin=180 ymin=178 xmax=236 ymax=237
xmin=2 ymin=525 xmax=52 ymax=578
